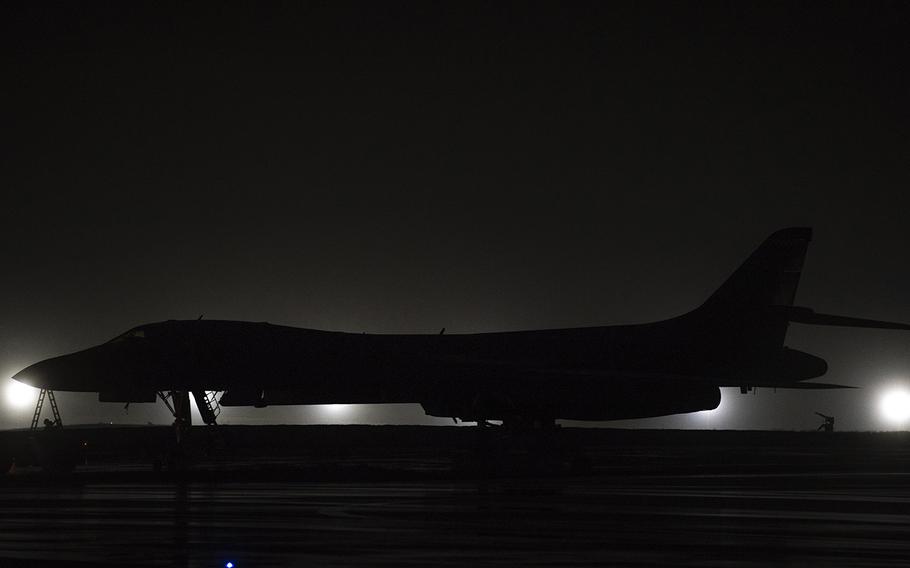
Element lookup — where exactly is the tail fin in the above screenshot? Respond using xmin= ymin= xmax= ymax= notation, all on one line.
xmin=701 ymin=227 xmax=812 ymax=311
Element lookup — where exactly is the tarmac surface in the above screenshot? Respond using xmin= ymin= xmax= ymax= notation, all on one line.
xmin=1 ymin=426 xmax=909 ymax=567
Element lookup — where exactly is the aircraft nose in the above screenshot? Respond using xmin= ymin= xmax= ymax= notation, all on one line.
xmin=11 ymin=352 xmax=97 ymax=392
xmin=12 ymin=344 xmax=149 ymax=392
xmin=12 ymin=360 xmax=55 ymax=389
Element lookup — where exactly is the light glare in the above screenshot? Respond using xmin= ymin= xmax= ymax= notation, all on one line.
xmin=880 ymin=388 xmax=910 ymax=425
xmin=690 ymin=389 xmax=728 ymax=428
xmin=5 ymin=379 xmax=37 ymax=409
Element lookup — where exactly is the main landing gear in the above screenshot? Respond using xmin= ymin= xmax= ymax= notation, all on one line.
xmin=462 ymin=416 xmax=592 ymax=476
xmin=154 ymin=390 xmax=222 ymax=471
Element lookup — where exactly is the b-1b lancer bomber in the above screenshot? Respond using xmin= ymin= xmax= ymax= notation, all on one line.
xmin=13 ymin=228 xmax=910 ymax=439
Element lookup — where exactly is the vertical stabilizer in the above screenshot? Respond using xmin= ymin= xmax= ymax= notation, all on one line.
xmin=701 ymin=227 xmax=812 ymax=311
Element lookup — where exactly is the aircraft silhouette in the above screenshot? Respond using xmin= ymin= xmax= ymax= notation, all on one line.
xmin=12 ymin=228 xmax=910 ymax=429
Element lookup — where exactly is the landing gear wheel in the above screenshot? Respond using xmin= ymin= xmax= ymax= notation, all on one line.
xmin=156 ymin=391 xmax=193 ymax=472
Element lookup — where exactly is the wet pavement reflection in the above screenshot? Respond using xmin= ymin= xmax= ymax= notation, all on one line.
xmin=2 ymin=472 xmax=910 ymax=567
xmin=2 ymin=427 xmax=910 ymax=567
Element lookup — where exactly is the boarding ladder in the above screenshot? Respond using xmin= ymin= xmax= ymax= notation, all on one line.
xmin=30 ymin=389 xmax=63 ymax=431
xmin=192 ymin=391 xmax=222 ymax=425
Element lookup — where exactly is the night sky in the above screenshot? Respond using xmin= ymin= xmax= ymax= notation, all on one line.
xmin=3 ymin=2 xmax=910 ymax=430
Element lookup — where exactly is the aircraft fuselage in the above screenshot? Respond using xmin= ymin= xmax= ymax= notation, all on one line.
xmin=13 ymin=313 xmax=823 ymax=421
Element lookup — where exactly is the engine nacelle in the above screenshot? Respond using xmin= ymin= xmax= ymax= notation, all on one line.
xmin=219 ymin=388 xmax=267 ymax=407
xmin=551 ymin=380 xmax=721 ymax=421
xmin=421 ymin=379 xmax=721 ymax=422
xmin=98 ymin=390 xmax=157 ymax=403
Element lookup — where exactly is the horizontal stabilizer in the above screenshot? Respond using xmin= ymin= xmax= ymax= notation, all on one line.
xmin=787 ymin=307 xmax=910 ymax=330
xmin=758 ymin=381 xmax=856 ymax=390
xmin=704 ymin=378 xmax=856 ymax=390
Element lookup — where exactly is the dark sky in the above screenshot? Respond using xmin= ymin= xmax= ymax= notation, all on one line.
xmin=3 ymin=1 xmax=910 ymax=430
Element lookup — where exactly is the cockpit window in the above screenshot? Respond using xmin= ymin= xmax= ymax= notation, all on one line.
xmin=108 ymin=328 xmax=147 ymax=343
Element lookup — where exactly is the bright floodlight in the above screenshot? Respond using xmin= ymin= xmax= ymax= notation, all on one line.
xmin=5 ymin=379 xmax=37 ymax=409
xmin=880 ymin=388 xmax=910 ymax=425
xmin=323 ymin=404 xmax=351 ymax=415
